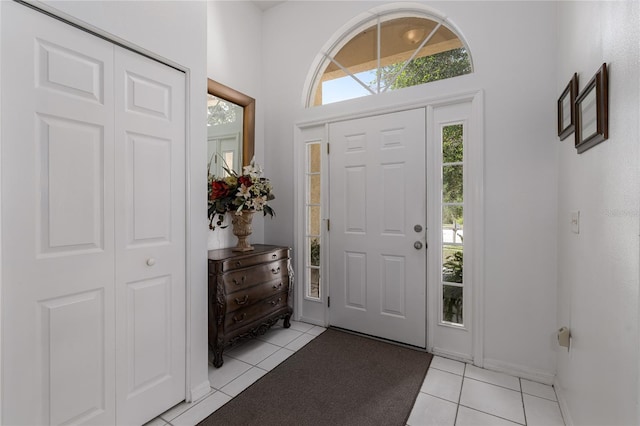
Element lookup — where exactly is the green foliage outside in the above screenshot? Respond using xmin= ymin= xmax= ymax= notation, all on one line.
xmin=443 ymin=250 xmax=463 ymax=323
xmin=375 ymin=47 xmax=471 ymax=92
xmin=443 ymin=284 xmax=463 ymax=324
xmin=310 ymin=237 xmax=320 ymax=267
xmin=442 ymin=250 xmax=463 ymax=283
xmin=442 ymin=124 xmax=464 ymax=224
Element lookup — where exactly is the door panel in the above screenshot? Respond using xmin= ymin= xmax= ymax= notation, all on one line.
xmin=39 ymin=115 xmax=105 ymax=253
xmin=1 ymin=3 xmax=116 ymax=424
xmin=43 ymin=290 xmax=106 ymax=426
xmin=114 ymin=46 xmax=186 ymax=425
xmin=126 ymin=132 xmax=173 ymax=243
xmin=329 ymin=109 xmax=426 ymax=348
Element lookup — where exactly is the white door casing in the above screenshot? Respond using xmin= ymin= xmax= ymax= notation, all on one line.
xmin=1 ymin=3 xmax=186 ymax=424
xmin=426 ymin=97 xmax=482 ymax=363
xmin=328 ymin=108 xmax=426 ymax=348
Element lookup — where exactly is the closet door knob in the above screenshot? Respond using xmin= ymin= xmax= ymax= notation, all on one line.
xmin=146 ymin=258 xmax=156 ymax=266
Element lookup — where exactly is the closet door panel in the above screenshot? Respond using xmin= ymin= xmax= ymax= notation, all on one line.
xmin=1 ymin=2 xmax=116 ymax=425
xmin=114 ymin=46 xmax=186 ymax=426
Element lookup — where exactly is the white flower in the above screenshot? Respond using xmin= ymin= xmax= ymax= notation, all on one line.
xmin=237 ymin=184 xmax=251 ymax=199
xmin=242 ymin=157 xmax=263 ymax=178
xmin=253 ymin=196 xmax=267 ymax=210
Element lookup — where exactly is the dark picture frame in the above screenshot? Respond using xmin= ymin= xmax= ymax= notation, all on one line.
xmin=557 ymin=73 xmax=578 ymax=140
xmin=575 ymin=63 xmax=608 ymax=154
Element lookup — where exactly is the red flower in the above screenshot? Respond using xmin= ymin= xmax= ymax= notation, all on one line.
xmin=211 ymin=181 xmax=230 ymax=200
xmin=239 ymin=175 xmax=253 ymax=188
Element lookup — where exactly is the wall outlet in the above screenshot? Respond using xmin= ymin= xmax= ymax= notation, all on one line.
xmin=570 ymin=210 xmax=580 ymax=234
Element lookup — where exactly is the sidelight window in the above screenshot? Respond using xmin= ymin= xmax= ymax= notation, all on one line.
xmin=441 ymin=124 xmax=464 ymax=325
xmin=305 ymin=142 xmax=322 ymax=299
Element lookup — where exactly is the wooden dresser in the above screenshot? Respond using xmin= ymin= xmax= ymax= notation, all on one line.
xmin=208 ymin=244 xmax=293 ymax=367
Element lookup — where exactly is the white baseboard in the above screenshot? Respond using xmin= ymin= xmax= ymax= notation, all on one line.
xmin=553 ymin=378 xmax=574 ymax=426
xmin=297 ymin=316 xmax=326 ymax=327
xmin=430 ymin=346 xmax=473 ymax=363
xmin=482 ymin=358 xmax=555 ymax=385
xmin=189 ymin=380 xmax=212 ymax=403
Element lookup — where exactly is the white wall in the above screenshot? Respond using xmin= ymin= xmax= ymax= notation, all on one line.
xmin=262 ymin=1 xmax=559 ymax=379
xmin=555 ymin=2 xmax=640 ymax=425
xmin=32 ymin=0 xmax=211 ymax=402
xmin=207 ymin=0 xmax=267 ymax=250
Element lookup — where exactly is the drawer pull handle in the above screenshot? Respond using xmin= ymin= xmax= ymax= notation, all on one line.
xmin=272 ymin=282 xmax=283 ymax=290
xmin=235 ymin=261 xmax=242 ymax=267
xmin=271 ymin=267 xmax=281 ymax=274
xmin=272 ymin=254 xmax=277 ymax=259
xmin=232 ymin=313 xmax=247 ymax=323
xmin=232 ymin=276 xmax=246 ymax=286
xmin=269 ymin=297 xmax=282 ymax=306
xmin=235 ymin=295 xmax=249 ymax=305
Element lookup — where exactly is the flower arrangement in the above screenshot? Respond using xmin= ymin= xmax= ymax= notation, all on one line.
xmin=208 ymin=157 xmax=275 ymax=230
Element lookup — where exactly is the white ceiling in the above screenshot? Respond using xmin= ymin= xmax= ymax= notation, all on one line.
xmin=251 ymin=1 xmax=285 ymax=11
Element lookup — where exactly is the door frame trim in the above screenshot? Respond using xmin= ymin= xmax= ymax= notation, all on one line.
xmin=294 ymin=90 xmax=484 ymax=365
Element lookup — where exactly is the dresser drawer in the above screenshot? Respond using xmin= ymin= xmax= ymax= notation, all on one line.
xmin=221 ymin=259 xmax=289 ymax=291
xmin=224 ymin=277 xmax=288 ymax=313
xmin=225 ymin=293 xmax=289 ymax=332
xmin=217 ymin=248 xmax=289 ymax=272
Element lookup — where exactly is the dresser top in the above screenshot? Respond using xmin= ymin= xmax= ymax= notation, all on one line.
xmin=208 ymin=244 xmax=288 ymax=262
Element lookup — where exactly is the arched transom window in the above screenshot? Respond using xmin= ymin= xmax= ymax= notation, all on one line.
xmin=307 ymin=11 xmax=472 ymax=106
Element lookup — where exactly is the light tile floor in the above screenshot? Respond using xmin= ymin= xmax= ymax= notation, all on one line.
xmin=408 ymin=357 xmax=565 ymax=426
xmin=146 ymin=321 xmax=564 ymax=426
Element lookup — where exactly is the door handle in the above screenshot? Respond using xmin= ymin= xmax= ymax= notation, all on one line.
xmin=414 ymin=241 xmax=423 ymax=250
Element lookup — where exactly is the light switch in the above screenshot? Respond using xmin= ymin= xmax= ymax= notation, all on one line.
xmin=571 ymin=210 xmax=580 ymax=234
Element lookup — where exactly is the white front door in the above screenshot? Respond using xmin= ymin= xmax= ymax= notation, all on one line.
xmin=328 ymin=109 xmax=426 ymax=348
xmin=0 ymin=3 xmax=186 ymax=424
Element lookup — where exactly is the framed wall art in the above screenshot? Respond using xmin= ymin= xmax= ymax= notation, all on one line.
xmin=557 ymin=73 xmax=578 ymax=140
xmin=575 ymin=63 xmax=608 ymax=154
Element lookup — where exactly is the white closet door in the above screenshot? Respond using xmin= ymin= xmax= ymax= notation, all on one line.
xmin=114 ymin=47 xmax=186 ymax=425
xmin=1 ymin=2 xmax=116 ymax=424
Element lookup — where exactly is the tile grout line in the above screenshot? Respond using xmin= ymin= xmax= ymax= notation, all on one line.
xmin=520 ymin=377 xmax=528 ymax=426
xmin=452 ymin=362 xmax=467 ymax=425
xmin=457 ymin=403 xmax=527 ymax=426
xmin=552 ymin=385 xmax=567 ymax=426
xmin=456 ymin=363 xmax=527 ymax=426
xmin=462 ymin=375 xmax=522 ymax=393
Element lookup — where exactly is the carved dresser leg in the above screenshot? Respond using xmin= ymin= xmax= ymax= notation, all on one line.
xmin=213 ymin=347 xmax=224 ymax=368
xmin=283 ymin=314 xmax=291 ymax=328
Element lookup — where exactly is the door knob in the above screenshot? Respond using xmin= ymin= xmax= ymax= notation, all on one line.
xmin=146 ymin=258 xmax=156 ymax=266
xmin=414 ymin=241 xmax=423 ymax=250
xmin=414 ymin=224 xmax=423 ymax=232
